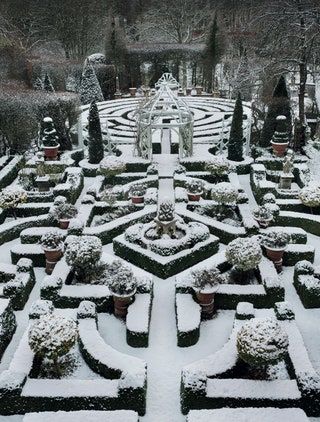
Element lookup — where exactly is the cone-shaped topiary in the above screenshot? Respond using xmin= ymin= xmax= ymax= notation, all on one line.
xmin=43 ymin=72 xmax=55 ymax=93
xmin=42 ymin=117 xmax=59 ymax=147
xmin=88 ymin=101 xmax=104 ymax=164
xmin=79 ymin=61 xmax=103 ymax=105
xmin=228 ymin=92 xmax=244 ymax=162
xmin=260 ymin=75 xmax=292 ymax=148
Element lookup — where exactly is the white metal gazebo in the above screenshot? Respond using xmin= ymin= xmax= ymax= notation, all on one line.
xmin=136 ymin=73 xmax=194 ymax=160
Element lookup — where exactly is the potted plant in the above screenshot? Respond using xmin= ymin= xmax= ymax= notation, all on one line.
xmin=270 ymin=115 xmax=290 ymax=157
xmin=186 ymin=180 xmax=204 ymax=202
xmin=211 ymin=182 xmax=238 ymax=220
xmin=205 ymin=156 xmax=232 ymax=181
xmin=0 ymin=187 xmax=27 ymax=219
xmin=261 ymin=230 xmax=290 ymax=272
xmin=129 ymin=87 xmax=137 ymax=97
xmin=299 ymin=182 xmax=320 ymax=212
xmin=129 ymin=184 xmax=147 ymax=204
xmin=237 ymin=317 xmax=288 ymax=379
xmin=226 ymin=237 xmax=262 ymax=283
xmin=52 ymin=202 xmax=78 ymax=229
xmin=106 ymin=260 xmax=137 ymax=318
xmin=191 ymin=267 xmax=224 ymax=318
xmin=41 ymin=117 xmax=60 ymax=161
xmin=41 ymin=230 xmax=64 ymax=275
xmin=253 ymin=205 xmax=273 ymax=228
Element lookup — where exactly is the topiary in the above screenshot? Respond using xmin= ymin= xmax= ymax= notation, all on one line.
xmin=205 ymin=156 xmax=231 ymax=177
xmin=299 ymin=183 xmax=320 ymax=208
xmin=191 ymin=267 xmax=224 ymax=292
xmin=99 ymin=155 xmax=126 ymax=177
xmin=28 ymin=314 xmax=78 ymax=377
xmin=237 ymin=317 xmax=288 ymax=367
xmin=88 ymin=100 xmax=104 ymax=164
xmin=157 ymin=198 xmax=175 ymax=222
xmin=106 ymin=260 xmax=137 ymax=296
xmin=226 ymin=237 xmax=262 ymax=272
xmin=228 ymin=92 xmax=244 ymax=162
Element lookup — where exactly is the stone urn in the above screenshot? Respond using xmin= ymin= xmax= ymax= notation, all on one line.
xmin=43 ymin=144 xmax=60 ymax=161
xmin=42 ymin=247 xmax=63 ymax=275
xmin=113 ymin=289 xmax=136 ymax=318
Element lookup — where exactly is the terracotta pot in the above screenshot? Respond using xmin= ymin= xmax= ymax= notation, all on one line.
xmin=195 ymin=291 xmax=215 ymax=319
xmin=195 ymin=86 xmax=203 ymax=96
xmin=43 ymin=144 xmax=59 ymax=161
xmin=129 ymin=87 xmax=137 ymax=97
xmin=187 ymin=192 xmax=202 ymax=202
xmin=131 ymin=195 xmax=144 ymax=204
xmin=271 ymin=141 xmax=289 ymax=157
xmin=265 ymin=246 xmax=285 ymax=272
xmin=42 ymin=247 xmax=63 ymax=275
xmin=113 ymin=292 xmax=135 ymax=318
xmin=58 ymin=219 xmax=70 ymax=229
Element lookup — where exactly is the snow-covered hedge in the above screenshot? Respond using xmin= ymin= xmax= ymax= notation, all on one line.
xmin=294 ymin=260 xmax=320 ymax=308
xmin=0 ymin=299 xmax=16 ymax=359
xmin=175 ymin=293 xmax=201 ymax=347
xmin=299 ymin=182 xmax=320 ymax=208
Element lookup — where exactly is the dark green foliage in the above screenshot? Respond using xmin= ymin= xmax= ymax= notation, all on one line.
xmin=88 ymin=101 xmax=104 ymax=164
xmin=260 ymin=76 xmax=292 ymax=147
xmin=202 ymin=14 xmax=223 ymax=92
xmin=43 ymin=72 xmax=55 ymax=92
xmin=41 ymin=117 xmax=58 ymax=147
xmin=228 ymin=93 xmax=244 ymax=162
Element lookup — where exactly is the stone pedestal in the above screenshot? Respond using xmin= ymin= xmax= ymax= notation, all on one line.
xmin=279 ymin=172 xmax=294 ymax=189
xmin=35 ymin=176 xmax=50 ymax=192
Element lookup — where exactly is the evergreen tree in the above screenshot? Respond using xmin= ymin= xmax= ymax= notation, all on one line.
xmin=260 ymin=75 xmax=292 ymax=148
xmin=43 ymin=72 xmax=55 ymax=93
xmin=228 ymin=93 xmax=244 ymax=162
xmin=203 ymin=14 xmax=223 ymax=92
xmin=79 ymin=62 xmax=104 ymax=105
xmin=88 ymin=101 xmax=104 ymax=164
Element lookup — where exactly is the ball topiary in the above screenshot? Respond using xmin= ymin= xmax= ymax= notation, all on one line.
xmin=226 ymin=237 xmax=262 ymax=272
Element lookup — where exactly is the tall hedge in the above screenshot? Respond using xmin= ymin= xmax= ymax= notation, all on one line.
xmin=228 ymin=92 xmax=244 ymax=162
xmin=88 ymin=101 xmax=104 ymax=164
xmin=260 ymin=75 xmax=292 ymax=148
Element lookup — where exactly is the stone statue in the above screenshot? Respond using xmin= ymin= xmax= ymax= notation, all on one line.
xmin=283 ymin=150 xmax=294 ymax=175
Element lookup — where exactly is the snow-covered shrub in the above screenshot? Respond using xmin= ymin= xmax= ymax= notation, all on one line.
xmin=191 ymin=267 xmax=224 ymax=292
xmin=79 ymin=61 xmax=103 ymax=105
xmin=41 ymin=230 xmax=64 ymax=250
xmin=125 ymin=224 xmax=143 ymax=244
xmin=211 ymin=182 xmax=238 ymax=205
xmin=263 ymin=202 xmax=280 ymax=218
xmin=261 ymin=231 xmax=290 ymax=249
xmin=295 ymin=260 xmax=314 ymax=276
xmin=237 ymin=317 xmax=289 ymax=367
xmin=157 ymin=198 xmax=175 ymax=221
xmin=0 ymin=187 xmax=27 ymax=213
xmin=106 ymin=260 xmax=137 ymax=296
xmin=100 ymin=189 xmax=117 ymax=206
xmin=99 ymin=156 xmax=126 ymax=177
xmin=41 ymin=117 xmax=59 ymax=147
xmin=146 ymin=163 xmax=158 ymax=175
xmin=205 ymin=156 xmax=231 ymax=177
xmin=53 ymin=195 xmax=67 ymax=206
xmin=174 ymin=164 xmax=186 ymax=174
xmin=187 ymin=180 xmax=204 ymax=194
xmin=129 ymin=183 xmax=146 ymax=197
xmin=50 ymin=202 xmax=77 ymax=221
xmin=64 ymin=235 xmax=102 ymax=282
xmin=67 ymin=218 xmax=84 ymax=236
xmin=28 ymin=314 xmax=78 ymax=376
xmin=263 ymin=193 xmax=277 ymax=204
xmin=81 ymin=194 xmax=95 ymax=204
xmin=226 ymin=237 xmax=262 ymax=272
xmin=188 ymin=222 xmax=210 ymax=243
xmin=299 ymin=183 xmax=320 ymax=208
xmin=253 ymin=205 xmax=273 ymax=221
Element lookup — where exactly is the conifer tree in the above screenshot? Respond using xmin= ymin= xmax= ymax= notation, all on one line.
xmin=203 ymin=14 xmax=223 ymax=92
xmin=43 ymin=72 xmax=55 ymax=93
xmin=228 ymin=93 xmax=244 ymax=162
xmin=260 ymin=75 xmax=292 ymax=148
xmin=79 ymin=61 xmax=103 ymax=105
xmin=88 ymin=101 xmax=104 ymax=164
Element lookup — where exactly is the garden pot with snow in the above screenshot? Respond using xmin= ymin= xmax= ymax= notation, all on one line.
xmin=253 ymin=205 xmax=273 ymax=228
xmin=50 ymin=202 xmax=78 ymax=230
xmin=129 ymin=184 xmax=146 ymax=205
xmin=129 ymin=87 xmax=137 ymax=97
xmin=187 ymin=180 xmax=204 ymax=202
xmin=41 ymin=117 xmax=60 ymax=161
xmin=186 ymin=88 xmax=192 ymax=96
xmin=261 ymin=231 xmax=290 ymax=273
xmin=270 ymin=115 xmax=290 ymax=157
xmin=0 ymin=187 xmax=27 ymax=220
xmin=191 ymin=267 xmax=224 ymax=319
xmin=195 ymin=86 xmax=203 ymax=95
xmin=106 ymin=260 xmax=137 ymax=318
xmin=41 ymin=230 xmax=64 ymax=275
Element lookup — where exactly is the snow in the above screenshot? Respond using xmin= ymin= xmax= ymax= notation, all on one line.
xmin=187 ymin=408 xmax=309 ymax=422
xmin=176 ymin=293 xmax=201 ymax=332
xmin=23 ymin=410 xmax=138 ymax=422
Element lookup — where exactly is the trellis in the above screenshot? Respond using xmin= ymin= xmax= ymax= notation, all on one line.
xmin=136 ymin=73 xmax=194 ymax=159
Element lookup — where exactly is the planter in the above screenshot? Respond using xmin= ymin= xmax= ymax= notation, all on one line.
xmin=43 ymin=144 xmax=60 ymax=161
xmin=186 ymin=88 xmax=192 ymax=96
xmin=187 ymin=191 xmax=202 ymax=202
xmin=265 ymin=246 xmax=286 ymax=272
xmin=35 ymin=176 xmax=50 ymax=192
xmin=129 ymin=87 xmax=137 ymax=97
xmin=131 ymin=195 xmax=144 ymax=205
xmin=195 ymin=86 xmax=203 ymax=96
xmin=112 ymin=290 xmax=136 ymax=318
xmin=195 ymin=288 xmax=218 ymax=319
xmin=42 ymin=247 xmax=63 ymax=275
xmin=58 ymin=219 xmax=71 ymax=230
xmin=271 ymin=141 xmax=289 ymax=157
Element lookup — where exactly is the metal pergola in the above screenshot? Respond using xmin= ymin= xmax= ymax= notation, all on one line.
xmin=136 ymin=73 xmax=194 ymax=160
